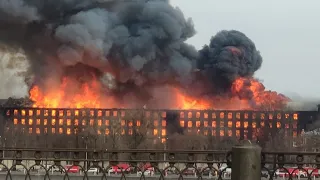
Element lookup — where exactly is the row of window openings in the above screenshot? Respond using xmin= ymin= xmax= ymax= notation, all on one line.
xmin=14 ymin=119 xmax=168 ymax=127
xmin=180 ymin=112 xmax=298 ymax=120
xmin=13 ymin=119 xmax=297 ymax=129
xmin=11 ymin=110 xmax=299 ymax=120
xmin=202 ymin=129 xmax=297 ymax=138
xmin=11 ymin=127 xmax=167 ymax=136
xmin=181 ymin=120 xmax=297 ymax=129
xmin=9 ymin=127 xmax=298 ymax=138
xmin=12 ymin=109 xmax=167 ymax=118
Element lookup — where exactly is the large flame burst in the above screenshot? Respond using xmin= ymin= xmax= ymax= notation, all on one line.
xmin=29 ymin=76 xmax=290 ymax=110
xmin=29 ymin=73 xmax=116 ymax=109
xmin=30 ymin=77 xmax=102 ymax=108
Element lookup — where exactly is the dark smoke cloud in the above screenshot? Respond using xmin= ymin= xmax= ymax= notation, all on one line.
xmin=0 ymin=0 xmax=269 ymax=109
xmin=0 ymin=0 xmax=40 ymax=24
xmin=198 ymin=30 xmax=263 ymax=93
xmin=0 ymin=0 xmax=198 ymax=105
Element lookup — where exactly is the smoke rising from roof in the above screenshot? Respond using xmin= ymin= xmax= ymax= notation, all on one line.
xmin=198 ymin=30 xmax=263 ymax=93
xmin=0 ymin=0 xmax=291 ymax=109
xmin=1 ymin=1 xmax=196 ymax=81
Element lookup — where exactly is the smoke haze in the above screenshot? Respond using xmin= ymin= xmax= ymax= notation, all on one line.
xmin=0 ymin=46 xmax=29 ymax=98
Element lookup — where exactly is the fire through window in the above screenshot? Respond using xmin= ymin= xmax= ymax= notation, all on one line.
xmin=4 ymin=108 xmax=302 ymax=141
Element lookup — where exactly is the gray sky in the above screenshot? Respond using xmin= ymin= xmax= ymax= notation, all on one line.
xmin=171 ymin=0 xmax=320 ymax=99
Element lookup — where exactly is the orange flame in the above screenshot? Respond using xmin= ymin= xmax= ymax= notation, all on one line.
xmin=174 ymin=89 xmax=211 ymax=110
xmin=170 ymin=77 xmax=289 ymax=110
xmin=30 ymin=77 xmax=102 ymax=108
xmin=231 ymin=77 xmax=290 ymax=110
xmin=29 ymin=75 xmax=289 ymax=110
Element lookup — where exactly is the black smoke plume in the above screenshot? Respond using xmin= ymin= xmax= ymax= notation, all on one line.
xmin=0 ymin=0 xmax=268 ymax=109
xmin=198 ymin=30 xmax=263 ymax=94
xmin=0 ymin=0 xmax=200 ymax=108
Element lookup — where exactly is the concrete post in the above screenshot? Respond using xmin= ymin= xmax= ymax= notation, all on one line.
xmin=231 ymin=140 xmax=261 ymax=180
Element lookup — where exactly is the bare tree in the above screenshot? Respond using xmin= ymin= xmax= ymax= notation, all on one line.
xmin=166 ymin=128 xmax=208 ymax=163
xmin=106 ymin=117 xmax=123 ymax=149
xmin=300 ymin=133 xmax=320 ymax=152
xmin=123 ymin=110 xmax=151 ymax=149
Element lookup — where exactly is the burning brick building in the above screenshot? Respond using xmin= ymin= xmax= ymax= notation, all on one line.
xmin=0 ymin=102 xmax=319 ymax=149
xmin=0 ymin=0 xmax=319 ymax=150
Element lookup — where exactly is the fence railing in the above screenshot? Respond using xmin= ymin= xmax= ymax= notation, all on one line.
xmin=0 ymin=141 xmax=319 ymax=180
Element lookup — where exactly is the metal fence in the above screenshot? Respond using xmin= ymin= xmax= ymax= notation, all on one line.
xmin=0 ymin=141 xmax=320 ymax=179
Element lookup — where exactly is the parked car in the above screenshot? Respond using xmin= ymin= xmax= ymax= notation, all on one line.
xmin=304 ymin=167 xmax=319 ymax=178
xmin=275 ymin=168 xmax=307 ymax=178
xmin=183 ymin=168 xmax=195 ymax=176
xmin=201 ymin=169 xmax=215 ymax=176
xmin=87 ymin=168 xmax=99 ymax=175
xmin=44 ymin=165 xmax=60 ymax=172
xmin=64 ymin=165 xmax=79 ymax=173
xmin=137 ymin=169 xmax=154 ymax=176
xmin=107 ymin=164 xmax=131 ymax=174
xmin=164 ymin=168 xmax=179 ymax=175
xmin=142 ymin=165 xmax=154 ymax=175
xmin=219 ymin=166 xmax=231 ymax=177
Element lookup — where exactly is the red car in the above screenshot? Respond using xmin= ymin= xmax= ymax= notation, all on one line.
xmin=108 ymin=164 xmax=131 ymax=174
xmin=305 ymin=167 xmax=320 ymax=178
xmin=142 ymin=163 xmax=154 ymax=171
xmin=64 ymin=165 xmax=79 ymax=173
xmin=276 ymin=168 xmax=307 ymax=178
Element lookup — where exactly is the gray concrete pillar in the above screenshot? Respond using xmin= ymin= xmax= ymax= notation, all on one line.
xmin=231 ymin=140 xmax=261 ymax=180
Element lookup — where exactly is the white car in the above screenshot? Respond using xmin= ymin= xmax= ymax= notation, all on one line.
xmin=107 ymin=167 xmax=119 ymax=175
xmin=41 ymin=165 xmax=60 ymax=173
xmin=87 ymin=168 xmax=99 ymax=175
xmin=219 ymin=166 xmax=231 ymax=177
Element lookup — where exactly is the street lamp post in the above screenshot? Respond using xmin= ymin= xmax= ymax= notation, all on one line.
xmin=159 ymin=137 xmax=168 ymax=169
xmin=102 ymin=135 xmax=106 ymax=169
xmin=45 ymin=133 xmax=48 ymax=168
xmin=164 ymin=139 xmax=167 ymax=163
xmin=82 ymin=135 xmax=89 ymax=170
xmin=94 ymin=136 xmax=97 ymax=149
xmin=0 ymin=136 xmax=7 ymax=167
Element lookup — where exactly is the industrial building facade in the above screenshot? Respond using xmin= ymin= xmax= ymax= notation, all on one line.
xmin=1 ymin=107 xmax=318 ymax=147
